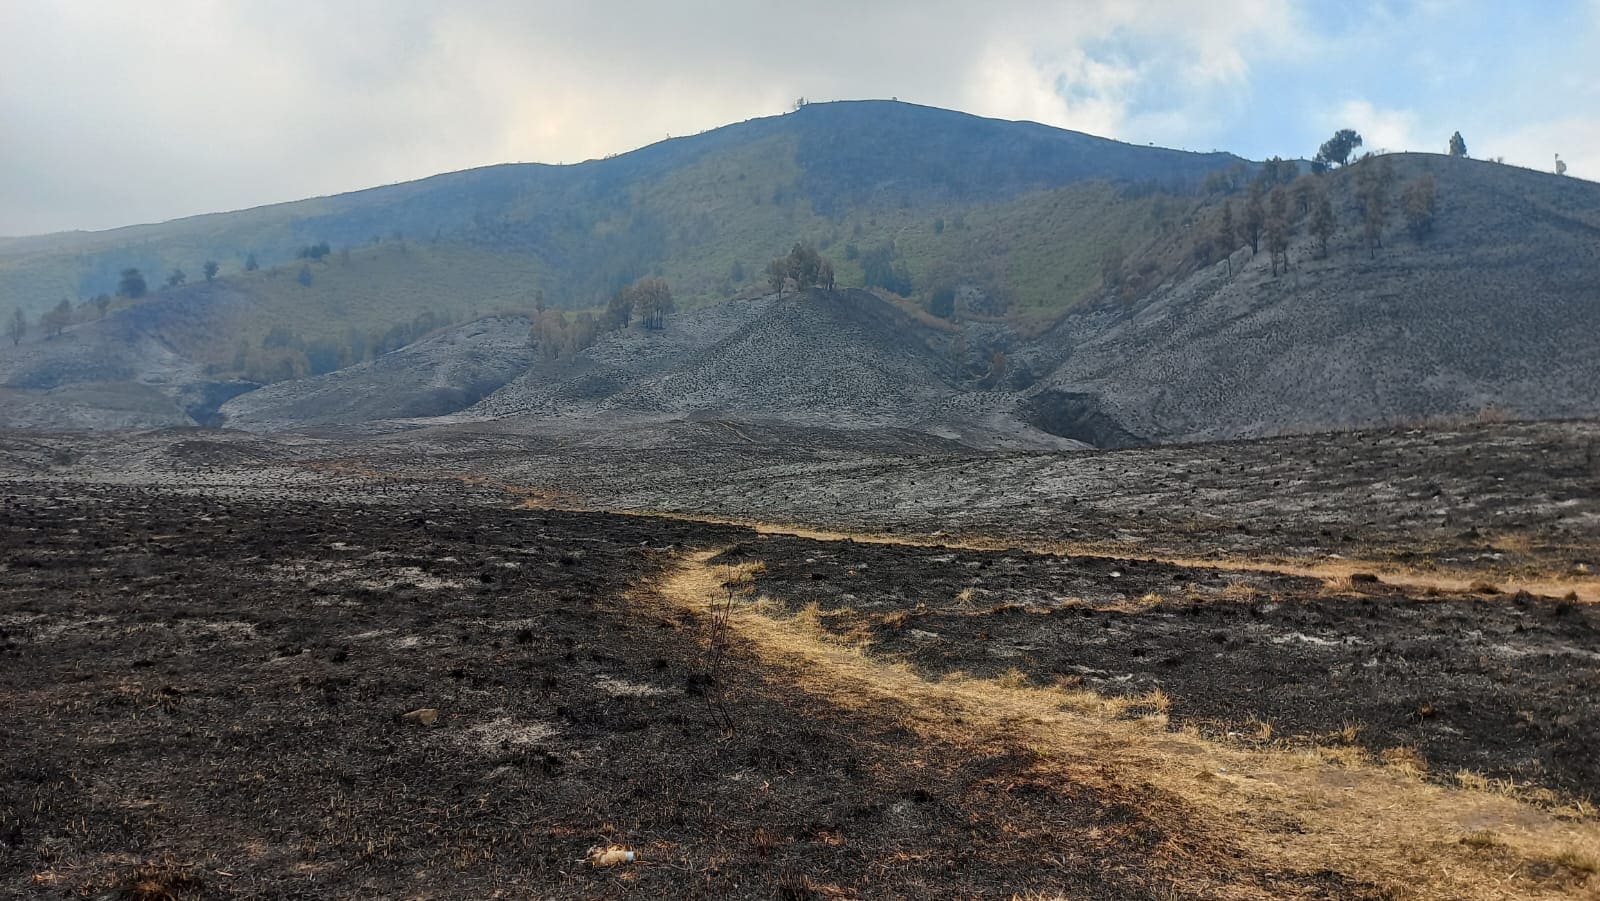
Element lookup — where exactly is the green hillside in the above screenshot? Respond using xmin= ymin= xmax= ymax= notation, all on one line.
xmin=0 ymin=100 xmax=1245 ymax=334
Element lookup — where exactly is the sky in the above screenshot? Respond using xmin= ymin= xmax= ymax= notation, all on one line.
xmin=2 ymin=0 xmax=1597 ymax=236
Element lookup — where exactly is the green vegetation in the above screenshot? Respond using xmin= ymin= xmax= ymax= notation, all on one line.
xmin=1315 ymin=129 xmax=1364 ymax=170
xmin=765 ymin=244 xmax=835 ymax=297
xmin=0 ymin=102 xmax=1244 ymax=332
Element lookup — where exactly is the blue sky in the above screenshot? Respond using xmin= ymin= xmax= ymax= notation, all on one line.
xmin=1 ymin=0 xmax=1595 ymax=235
xmin=1173 ymin=1 xmax=1600 ymax=163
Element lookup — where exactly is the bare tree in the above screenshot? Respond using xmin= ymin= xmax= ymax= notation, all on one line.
xmin=1402 ymin=173 xmax=1438 ymax=240
xmin=1310 ymin=187 xmax=1336 ymax=258
xmin=1355 ymin=156 xmax=1395 ymax=257
xmin=1266 ymin=187 xmax=1291 ymax=276
xmin=41 ymin=298 xmax=72 ymax=338
xmin=6 ymin=308 xmax=24 ymax=346
xmin=766 ymin=257 xmax=788 ymax=298
xmin=1243 ymin=183 xmax=1266 ymax=254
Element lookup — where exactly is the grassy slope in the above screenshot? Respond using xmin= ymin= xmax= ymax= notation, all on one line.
xmin=0 ymin=101 xmax=1232 ymax=335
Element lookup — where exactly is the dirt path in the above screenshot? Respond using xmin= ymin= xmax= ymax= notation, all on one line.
xmin=636 ymin=511 xmax=1600 ymax=603
xmin=660 ymin=547 xmax=1600 ymax=900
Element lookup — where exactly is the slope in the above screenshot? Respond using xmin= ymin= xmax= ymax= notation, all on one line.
xmin=219 ymin=315 xmax=533 ymax=431
xmin=1024 ymin=154 xmax=1600 ymax=443
xmin=0 ymin=100 xmax=1244 ymax=325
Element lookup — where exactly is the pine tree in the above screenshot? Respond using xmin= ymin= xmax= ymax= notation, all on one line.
xmin=1448 ymin=132 xmax=1468 ymax=158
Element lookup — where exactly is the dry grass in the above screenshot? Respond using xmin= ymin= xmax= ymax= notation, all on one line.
xmin=720 ymin=560 xmax=767 ymax=587
xmin=1461 ymin=829 xmax=1504 ymax=851
xmin=629 ymin=510 xmax=1600 ymax=605
xmin=658 ymin=547 xmax=1600 ymax=900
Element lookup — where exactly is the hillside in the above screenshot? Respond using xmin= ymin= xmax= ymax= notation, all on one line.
xmin=220 ymin=315 xmax=533 ymax=431
xmin=0 ymin=100 xmax=1242 ymax=329
xmin=2 ymin=103 xmax=1598 ymax=444
xmin=1024 ymin=153 xmax=1600 ymax=442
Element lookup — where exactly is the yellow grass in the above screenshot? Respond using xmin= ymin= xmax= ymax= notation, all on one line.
xmin=658 ymin=548 xmax=1600 ymax=900
xmin=623 ymin=510 xmax=1600 ymax=604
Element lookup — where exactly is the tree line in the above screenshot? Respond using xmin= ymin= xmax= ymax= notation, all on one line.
xmin=530 ymin=277 xmax=677 ymax=363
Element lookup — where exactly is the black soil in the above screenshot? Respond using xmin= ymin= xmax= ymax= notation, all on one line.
xmin=0 ymin=485 xmax=1375 ymax=899
xmin=720 ymin=537 xmax=1600 ymax=801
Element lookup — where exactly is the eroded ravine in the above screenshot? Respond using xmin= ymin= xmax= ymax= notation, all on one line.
xmin=659 ymin=547 xmax=1600 ymax=900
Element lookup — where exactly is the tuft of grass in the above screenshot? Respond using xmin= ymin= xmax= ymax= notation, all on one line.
xmin=721 ymin=560 xmax=767 ymax=589
xmin=1379 ymin=745 xmax=1428 ymax=778
xmin=1459 ymin=829 xmax=1502 ymax=851
xmin=996 ymin=668 xmax=1031 ymax=690
xmin=1537 ymin=848 xmax=1599 ymax=885
xmin=880 ymin=609 xmax=912 ymax=631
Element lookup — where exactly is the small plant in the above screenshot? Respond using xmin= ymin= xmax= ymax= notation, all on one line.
xmin=1380 ymin=744 xmax=1427 ymax=777
xmin=1459 ymin=829 xmax=1501 ymax=850
xmin=752 ymin=826 xmax=778 ymax=857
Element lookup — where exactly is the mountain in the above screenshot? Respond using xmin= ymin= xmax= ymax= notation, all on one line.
xmin=0 ymin=100 xmax=1242 ymax=326
xmin=2 ymin=100 xmax=1598 ymax=444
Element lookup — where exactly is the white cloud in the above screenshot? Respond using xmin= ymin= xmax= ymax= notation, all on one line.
xmin=0 ymin=0 xmax=1321 ymax=235
xmin=1484 ymin=117 xmax=1600 ymax=181
xmin=1325 ymin=99 xmax=1425 ymax=155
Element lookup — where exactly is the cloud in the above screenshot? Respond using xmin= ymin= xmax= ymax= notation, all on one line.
xmin=1325 ymin=99 xmax=1426 ymax=155
xmin=1 ymin=0 xmax=1593 ymax=234
xmin=1485 ymin=117 xmax=1600 ymax=180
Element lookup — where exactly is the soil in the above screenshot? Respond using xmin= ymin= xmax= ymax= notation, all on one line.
xmin=0 ymin=484 xmax=1376 ymax=899
xmin=713 ymin=536 xmax=1600 ymax=799
xmin=3 ymin=418 xmax=1598 ymax=897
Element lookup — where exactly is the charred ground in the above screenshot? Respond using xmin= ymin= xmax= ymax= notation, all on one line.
xmin=2 ymin=418 xmax=1599 ymax=898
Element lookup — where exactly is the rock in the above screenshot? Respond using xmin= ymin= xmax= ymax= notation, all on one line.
xmin=1350 ymin=573 xmax=1381 ymax=585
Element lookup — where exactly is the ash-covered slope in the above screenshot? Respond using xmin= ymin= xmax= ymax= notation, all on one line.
xmin=1026 ymin=155 xmax=1600 ymax=443
xmin=474 ymin=288 xmax=961 ymax=423
xmin=0 ymin=290 xmax=256 ymax=429
xmin=220 ymin=315 xmax=533 ymax=431
xmin=471 ymin=288 xmax=1066 ymax=446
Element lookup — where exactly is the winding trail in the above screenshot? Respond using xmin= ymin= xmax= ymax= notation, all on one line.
xmin=659 ymin=547 xmax=1600 ymax=900
xmin=634 ymin=510 xmax=1600 ymax=603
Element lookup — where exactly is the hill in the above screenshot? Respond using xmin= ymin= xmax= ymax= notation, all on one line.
xmin=2 ymin=102 xmax=1598 ymax=444
xmin=1023 ymin=153 xmax=1600 ymax=442
xmin=220 ymin=315 xmax=533 ymax=431
xmin=0 ymin=100 xmax=1242 ymax=331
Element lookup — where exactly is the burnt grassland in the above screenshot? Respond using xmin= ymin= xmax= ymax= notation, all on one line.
xmin=1 ymin=485 xmax=1377 ymax=899
xmin=2 ymin=419 xmax=1599 ymax=898
xmin=714 ymin=537 xmax=1600 ymax=802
